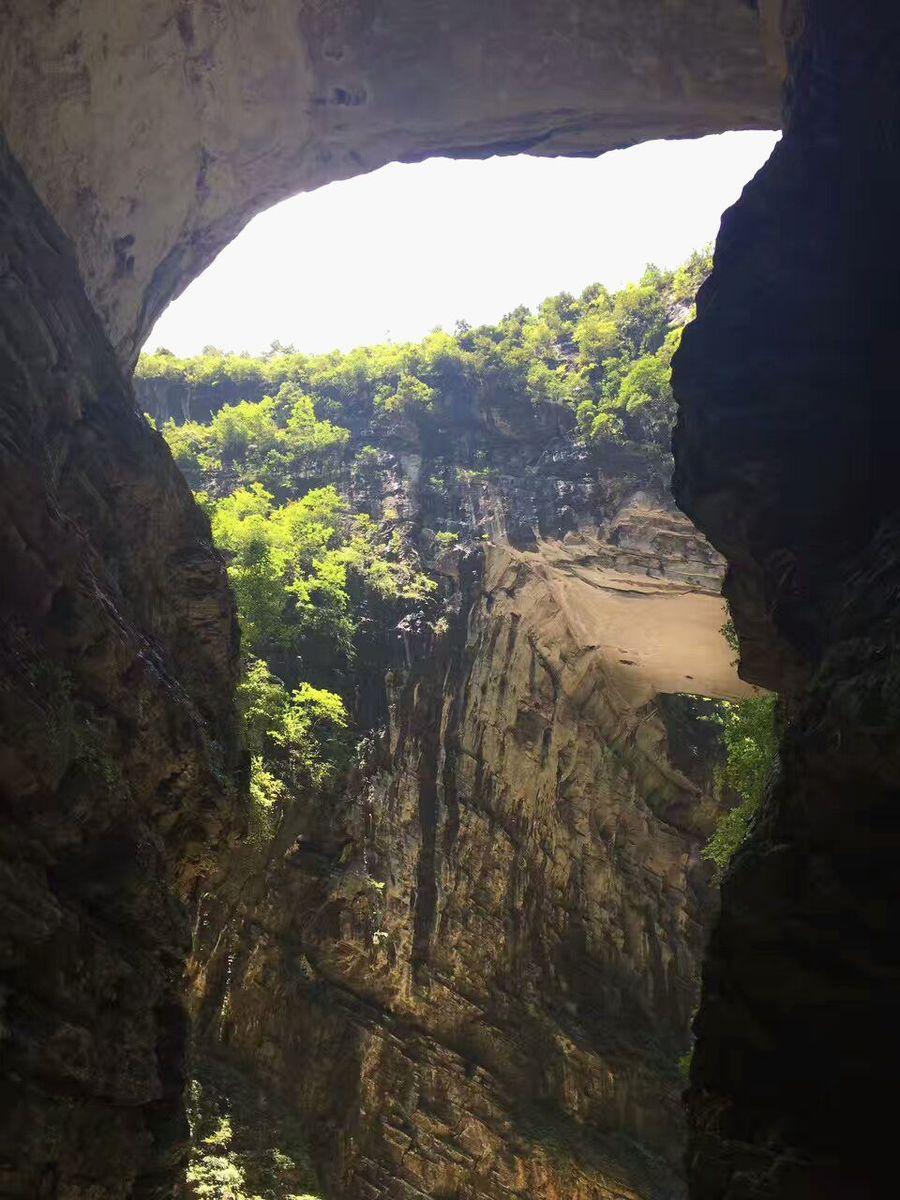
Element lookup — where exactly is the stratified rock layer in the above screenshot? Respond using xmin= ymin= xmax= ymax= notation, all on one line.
xmin=673 ymin=2 xmax=900 ymax=1194
xmin=183 ymin=392 xmax=748 ymax=1200
xmin=0 ymin=136 xmax=241 ymax=1199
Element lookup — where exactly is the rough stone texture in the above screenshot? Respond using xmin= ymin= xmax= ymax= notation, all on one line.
xmin=673 ymin=2 xmax=900 ymax=1195
xmin=13 ymin=2 xmax=900 ymax=1197
xmin=184 ymin=389 xmax=750 ymax=1200
xmin=0 ymin=1 xmax=779 ymax=363
xmin=0 ymin=135 xmax=242 ymax=1198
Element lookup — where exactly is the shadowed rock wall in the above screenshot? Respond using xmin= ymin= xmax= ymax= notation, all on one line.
xmin=0 ymin=135 xmax=242 ymax=1199
xmin=673 ymin=2 xmax=900 ymax=1194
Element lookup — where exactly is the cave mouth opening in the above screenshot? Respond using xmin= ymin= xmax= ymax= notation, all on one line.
xmin=10 ymin=5 xmax=895 ymax=1196
xmin=142 ymin=133 xmax=780 ymax=364
xmin=134 ymin=135 xmax=778 ymax=1200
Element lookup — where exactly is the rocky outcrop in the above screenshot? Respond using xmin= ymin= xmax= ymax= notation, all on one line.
xmin=673 ymin=2 xmax=900 ymax=1195
xmin=0 ymin=2 xmax=778 ymax=363
xmin=0 ymin=135 xmax=241 ymax=1199
xmin=182 ymin=390 xmax=751 ymax=1200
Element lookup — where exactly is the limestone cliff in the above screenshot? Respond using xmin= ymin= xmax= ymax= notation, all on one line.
xmin=146 ymin=374 xmax=753 ymax=1200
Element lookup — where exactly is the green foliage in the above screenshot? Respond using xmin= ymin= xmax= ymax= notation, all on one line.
xmin=238 ymin=658 xmax=292 ymax=757
xmin=247 ymin=757 xmax=287 ymax=837
xmin=352 ymin=445 xmax=380 ymax=470
xmin=159 ymin=384 xmax=435 ymax=843
xmin=703 ymin=693 xmax=779 ymax=872
xmin=187 ymin=1065 xmax=322 ymax=1200
xmin=146 ymin=246 xmax=713 ymax=471
xmin=611 ymin=278 xmax=668 ymax=355
xmin=210 ymin=483 xmax=341 ymax=655
xmin=208 ymin=481 xmax=433 ymax=664
xmin=670 ymin=247 xmax=714 ymax=308
xmin=572 ymin=322 xmax=683 ymax=459
xmin=136 ymin=350 xmax=186 ymax=382
xmin=375 ymin=373 xmax=435 ymax=414
xmin=721 ymin=616 xmax=740 ymax=660
xmin=163 ymin=384 xmax=348 ymax=492
xmin=275 ymin=682 xmax=349 ymax=788
xmin=238 ymin=657 xmax=348 ymax=829
xmin=573 ymin=310 xmax=619 ymax=365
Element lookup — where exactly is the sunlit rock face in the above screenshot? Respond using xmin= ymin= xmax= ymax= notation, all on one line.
xmin=674 ymin=2 xmax=900 ymax=1194
xmin=182 ymin=385 xmax=747 ymax=1200
xmin=0 ymin=0 xmax=778 ymax=363
xmin=0 ymin=135 xmax=242 ymax=1198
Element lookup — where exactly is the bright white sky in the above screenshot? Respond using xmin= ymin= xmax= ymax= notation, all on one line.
xmin=146 ymin=131 xmax=779 ymax=357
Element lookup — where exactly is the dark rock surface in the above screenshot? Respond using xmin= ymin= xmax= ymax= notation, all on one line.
xmin=673 ymin=2 xmax=900 ymax=1195
xmin=0 ymin=136 xmax=241 ymax=1199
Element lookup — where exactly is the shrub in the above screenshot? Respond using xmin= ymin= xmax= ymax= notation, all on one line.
xmin=703 ymin=693 xmax=779 ymax=872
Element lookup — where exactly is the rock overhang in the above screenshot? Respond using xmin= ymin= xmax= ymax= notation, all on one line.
xmin=0 ymin=0 xmax=779 ymax=365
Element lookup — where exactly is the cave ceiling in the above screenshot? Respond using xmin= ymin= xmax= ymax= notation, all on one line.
xmin=0 ymin=0 xmax=779 ymax=364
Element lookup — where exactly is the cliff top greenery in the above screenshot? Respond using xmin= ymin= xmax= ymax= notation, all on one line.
xmin=141 ymin=247 xmax=712 ymax=471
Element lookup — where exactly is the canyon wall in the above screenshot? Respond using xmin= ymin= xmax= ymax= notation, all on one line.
xmin=159 ymin=376 xmax=752 ymax=1200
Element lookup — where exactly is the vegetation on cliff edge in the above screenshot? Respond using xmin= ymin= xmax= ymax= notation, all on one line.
xmin=143 ymin=248 xmax=712 ymax=471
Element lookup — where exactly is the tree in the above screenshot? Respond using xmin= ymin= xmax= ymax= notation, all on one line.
xmin=375 ymin=373 xmax=435 ymax=414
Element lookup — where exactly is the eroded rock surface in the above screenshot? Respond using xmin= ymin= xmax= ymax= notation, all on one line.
xmin=179 ymin=387 xmax=748 ymax=1200
xmin=0 ymin=135 xmax=241 ymax=1199
xmin=0 ymin=1 xmax=778 ymax=363
xmin=16 ymin=2 xmax=900 ymax=1197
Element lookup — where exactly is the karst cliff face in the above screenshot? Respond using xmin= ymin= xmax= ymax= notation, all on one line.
xmin=143 ymin=375 xmax=753 ymax=1200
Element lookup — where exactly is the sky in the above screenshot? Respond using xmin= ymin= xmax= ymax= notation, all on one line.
xmin=145 ymin=131 xmax=780 ymax=357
